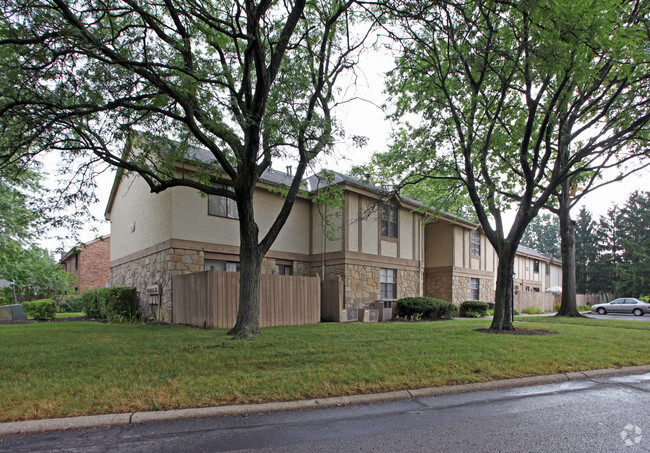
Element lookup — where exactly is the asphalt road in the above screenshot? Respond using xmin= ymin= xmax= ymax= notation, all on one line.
xmin=583 ymin=313 xmax=650 ymax=321
xmin=2 ymin=372 xmax=649 ymax=453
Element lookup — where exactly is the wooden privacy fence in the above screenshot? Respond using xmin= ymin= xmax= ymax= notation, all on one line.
xmin=514 ymin=291 xmax=557 ymax=312
xmin=172 ymin=270 xmax=321 ymax=329
xmin=321 ymin=277 xmax=344 ymax=322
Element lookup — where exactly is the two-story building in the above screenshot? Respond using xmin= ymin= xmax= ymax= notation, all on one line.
xmin=105 ymin=142 xmax=560 ymax=322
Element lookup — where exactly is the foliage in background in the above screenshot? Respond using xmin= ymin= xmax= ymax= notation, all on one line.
xmin=22 ymin=299 xmax=57 ymax=320
xmin=520 ymin=214 xmax=560 ymax=258
xmin=58 ymin=295 xmax=82 ymax=313
xmin=0 ymin=0 xmax=371 ymax=339
xmin=0 ymin=242 xmax=75 ymax=303
xmin=350 ymin=152 xmax=476 ymax=220
xmin=382 ymin=0 xmax=650 ymax=330
xmin=572 ymin=191 xmax=649 ymax=298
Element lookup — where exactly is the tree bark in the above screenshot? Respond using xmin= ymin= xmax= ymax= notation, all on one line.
xmin=556 ymin=183 xmax=584 ymax=317
xmin=490 ymin=245 xmax=516 ymax=331
xmin=228 ymin=185 xmax=263 ymax=339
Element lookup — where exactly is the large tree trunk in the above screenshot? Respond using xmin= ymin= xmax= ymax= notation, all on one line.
xmin=228 ymin=185 xmax=263 ymax=339
xmin=556 ymin=184 xmax=584 ymax=317
xmin=490 ymin=245 xmax=516 ymax=331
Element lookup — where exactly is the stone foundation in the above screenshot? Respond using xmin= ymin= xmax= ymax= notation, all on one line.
xmin=317 ymin=263 xmax=421 ymax=309
xmin=425 ymin=270 xmax=495 ymax=305
xmin=112 ymin=250 xmax=313 ymax=322
xmin=111 ymin=248 xmax=204 ymax=322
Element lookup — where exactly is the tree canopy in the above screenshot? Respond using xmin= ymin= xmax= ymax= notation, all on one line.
xmin=1 ymin=0 xmax=372 ymax=337
xmin=381 ymin=0 xmax=650 ymax=329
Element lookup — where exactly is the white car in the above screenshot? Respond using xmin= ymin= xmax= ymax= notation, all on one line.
xmin=590 ymin=298 xmax=650 ymax=316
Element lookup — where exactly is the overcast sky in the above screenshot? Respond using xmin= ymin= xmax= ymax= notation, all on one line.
xmin=39 ymin=44 xmax=650 ymax=255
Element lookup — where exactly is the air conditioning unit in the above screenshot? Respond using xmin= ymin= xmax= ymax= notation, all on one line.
xmin=372 ymin=300 xmax=393 ymax=322
xmin=340 ymin=308 xmax=358 ymax=322
xmin=358 ymin=309 xmax=379 ymax=322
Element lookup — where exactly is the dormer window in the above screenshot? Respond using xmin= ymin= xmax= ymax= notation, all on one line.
xmin=381 ymin=205 xmax=398 ymax=238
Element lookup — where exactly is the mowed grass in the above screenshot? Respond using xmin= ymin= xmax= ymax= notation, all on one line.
xmin=1 ymin=319 xmax=649 ymax=422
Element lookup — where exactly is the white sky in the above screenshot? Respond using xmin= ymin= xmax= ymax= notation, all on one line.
xmin=39 ymin=42 xmax=650 ymax=255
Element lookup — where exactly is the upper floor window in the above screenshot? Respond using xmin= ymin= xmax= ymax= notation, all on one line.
xmin=380 ymin=268 xmax=397 ymax=299
xmin=545 ymin=263 xmax=550 ymax=275
xmin=381 ymin=206 xmax=398 ymax=238
xmin=470 ymin=231 xmax=481 ymax=256
xmin=533 ymin=260 xmax=540 ymax=273
xmin=208 ymin=184 xmax=239 ymax=219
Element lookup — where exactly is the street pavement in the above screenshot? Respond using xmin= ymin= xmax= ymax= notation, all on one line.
xmin=1 ymin=370 xmax=649 ymax=452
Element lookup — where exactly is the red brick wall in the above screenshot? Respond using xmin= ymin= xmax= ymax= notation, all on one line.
xmin=61 ymin=236 xmax=111 ymax=294
xmin=78 ymin=236 xmax=111 ymax=293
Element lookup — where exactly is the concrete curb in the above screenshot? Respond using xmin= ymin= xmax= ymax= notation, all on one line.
xmin=2 ymin=365 xmax=649 ymax=437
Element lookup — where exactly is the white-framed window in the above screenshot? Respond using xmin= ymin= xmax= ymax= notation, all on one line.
xmin=545 ymin=263 xmax=550 ymax=275
xmin=533 ymin=260 xmax=540 ymax=273
xmin=381 ymin=205 xmax=398 ymax=238
xmin=204 ymin=259 xmax=240 ymax=272
xmin=208 ymin=184 xmax=239 ymax=219
xmin=275 ymin=264 xmax=292 ymax=275
xmin=380 ymin=268 xmax=397 ymax=299
xmin=470 ymin=278 xmax=480 ymax=300
xmin=470 ymin=231 xmax=481 ymax=256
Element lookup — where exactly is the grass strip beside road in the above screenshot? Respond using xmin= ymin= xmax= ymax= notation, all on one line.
xmin=517 ymin=316 xmax=650 ymax=330
xmin=1 ymin=319 xmax=649 ymax=422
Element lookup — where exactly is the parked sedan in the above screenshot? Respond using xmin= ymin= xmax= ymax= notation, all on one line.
xmin=590 ymin=298 xmax=650 ymax=316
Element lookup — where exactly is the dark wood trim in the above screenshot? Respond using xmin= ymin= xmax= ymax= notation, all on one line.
xmin=111 ymin=238 xmax=312 ymax=268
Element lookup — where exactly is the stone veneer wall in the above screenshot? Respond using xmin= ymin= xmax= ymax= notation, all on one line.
xmin=451 ymin=275 xmax=495 ymax=305
xmin=425 ymin=269 xmax=495 ymax=305
xmin=317 ymin=263 xmax=421 ymax=309
xmin=111 ymin=248 xmax=204 ymax=322
xmin=112 ymin=250 xmax=312 ymax=323
xmin=424 ymin=270 xmax=453 ymax=303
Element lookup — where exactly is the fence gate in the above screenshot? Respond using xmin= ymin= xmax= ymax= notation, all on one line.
xmin=321 ymin=276 xmax=344 ymax=322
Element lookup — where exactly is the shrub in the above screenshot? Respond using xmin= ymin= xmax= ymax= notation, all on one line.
xmin=513 ymin=308 xmax=520 ymax=315
xmin=22 ymin=299 xmax=57 ymax=320
xmin=577 ymin=305 xmax=590 ymax=311
xmin=486 ymin=309 xmax=494 ymax=316
xmin=522 ymin=307 xmax=542 ymax=315
xmin=58 ymin=296 xmax=82 ymax=313
xmin=80 ymin=287 xmax=139 ymax=322
xmin=460 ymin=300 xmax=489 ymax=317
xmin=554 ymin=303 xmax=561 ymax=312
xmin=394 ymin=297 xmax=458 ymax=320
xmin=80 ymin=289 xmax=104 ymax=318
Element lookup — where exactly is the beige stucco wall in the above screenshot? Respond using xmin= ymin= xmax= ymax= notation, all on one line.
xmin=360 ymin=198 xmax=379 ymax=255
xmin=425 ymin=222 xmax=453 ymax=267
xmin=399 ymin=207 xmax=414 ymax=260
xmin=169 ymin=186 xmax=311 ymax=255
xmin=347 ymin=193 xmax=359 ymax=252
xmin=311 ymin=202 xmax=343 ymax=254
xmin=109 ymin=172 xmax=172 ymax=261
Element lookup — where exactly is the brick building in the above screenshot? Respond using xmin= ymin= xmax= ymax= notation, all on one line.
xmin=60 ymin=235 xmax=111 ymax=294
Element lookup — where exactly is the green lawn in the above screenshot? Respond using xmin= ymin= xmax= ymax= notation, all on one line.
xmin=1 ymin=318 xmax=649 ymax=422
